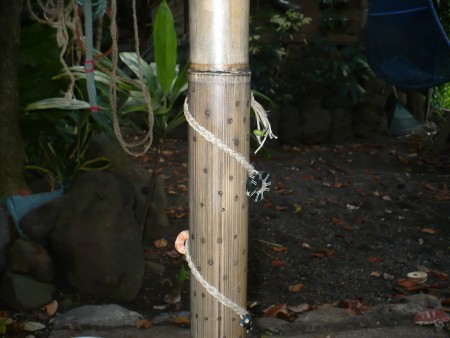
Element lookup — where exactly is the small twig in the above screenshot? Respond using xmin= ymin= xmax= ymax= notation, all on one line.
xmin=257 ymin=239 xmax=284 ymax=247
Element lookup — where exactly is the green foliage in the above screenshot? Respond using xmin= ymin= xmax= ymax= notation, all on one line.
xmin=176 ymin=264 xmax=189 ymax=283
xmin=431 ymin=83 xmax=450 ymax=118
xmin=21 ymin=1 xmax=184 ymax=186
xmin=0 ymin=318 xmax=6 ymax=334
xmin=154 ymin=0 xmax=177 ymax=102
xmin=59 ymin=1 xmax=187 ymax=144
xmin=250 ymin=9 xmax=312 ymax=104
xmin=292 ymin=36 xmax=372 ymax=103
xmin=23 ymin=105 xmax=111 ymax=187
xmin=19 ymin=24 xmax=66 ymax=106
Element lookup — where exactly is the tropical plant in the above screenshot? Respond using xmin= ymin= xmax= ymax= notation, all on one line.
xmin=250 ymin=9 xmax=312 ymax=104
xmin=23 ymin=102 xmax=111 ymax=188
xmin=56 ymin=0 xmax=187 ymax=144
xmin=22 ymin=0 xmax=185 ymax=186
xmin=292 ymin=36 xmax=373 ymax=104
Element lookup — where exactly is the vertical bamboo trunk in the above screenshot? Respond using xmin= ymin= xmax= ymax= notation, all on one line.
xmin=188 ymin=1 xmax=250 ymax=337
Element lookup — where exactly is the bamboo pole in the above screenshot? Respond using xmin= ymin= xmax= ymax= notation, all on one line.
xmin=188 ymin=1 xmax=250 ymax=337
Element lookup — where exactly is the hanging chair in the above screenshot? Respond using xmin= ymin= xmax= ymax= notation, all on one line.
xmin=366 ymin=0 xmax=450 ymax=89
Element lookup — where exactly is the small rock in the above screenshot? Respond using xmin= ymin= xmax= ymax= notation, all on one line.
xmin=254 ymin=317 xmax=288 ymax=334
xmin=8 ymin=238 xmax=55 ymax=282
xmin=52 ymin=304 xmax=143 ymax=329
xmin=0 ymin=270 xmax=55 ymax=310
xmin=295 ymin=307 xmax=353 ymax=325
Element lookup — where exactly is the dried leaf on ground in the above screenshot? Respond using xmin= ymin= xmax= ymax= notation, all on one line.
xmin=154 ymin=238 xmax=169 ymax=248
xmin=370 ymin=271 xmax=382 ymax=278
xmin=173 ymin=316 xmax=190 ymax=325
xmin=367 ymin=256 xmax=384 ymax=262
xmin=397 ymin=278 xmax=429 ymax=291
xmin=272 ymin=259 xmax=285 ymax=267
xmin=263 ymin=303 xmax=288 ymax=317
xmin=42 ymin=300 xmax=58 ymax=317
xmin=429 ymin=269 xmax=448 ymax=281
xmin=273 ymin=246 xmax=288 ymax=252
xmin=301 ymin=242 xmax=312 ymax=250
xmin=420 ymin=182 xmax=436 ymax=191
xmin=331 ymin=216 xmax=344 ymax=225
xmin=311 ymin=252 xmax=326 ymax=259
xmin=288 ymin=283 xmax=305 ymax=293
xmin=421 ymin=227 xmax=436 ymax=235
xmin=414 ymin=309 xmax=450 ymax=325
xmin=136 ymin=319 xmax=152 ymax=329
xmin=293 ymin=203 xmax=302 ymax=214
xmin=23 ymin=322 xmax=46 ymax=332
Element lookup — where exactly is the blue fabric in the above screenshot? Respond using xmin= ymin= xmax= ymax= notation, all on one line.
xmin=3 ymin=188 xmax=64 ymax=240
xmin=366 ymin=0 xmax=450 ymax=89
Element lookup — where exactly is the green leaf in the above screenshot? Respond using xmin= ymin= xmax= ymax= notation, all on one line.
xmin=154 ymin=0 xmax=177 ymax=100
xmin=26 ymin=98 xmax=91 ymax=111
xmin=171 ymin=63 xmax=188 ymax=101
xmin=119 ymin=52 xmax=153 ymax=83
xmin=80 ymin=157 xmax=112 ymax=171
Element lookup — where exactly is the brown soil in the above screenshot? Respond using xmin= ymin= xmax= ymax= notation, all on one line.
xmin=129 ymin=135 xmax=450 ymax=321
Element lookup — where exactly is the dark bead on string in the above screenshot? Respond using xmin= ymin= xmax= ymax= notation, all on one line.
xmin=240 ymin=314 xmax=252 ymax=333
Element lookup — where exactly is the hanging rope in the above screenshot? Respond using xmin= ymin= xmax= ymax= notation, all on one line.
xmin=109 ymin=0 xmax=154 ymax=157
xmin=26 ymin=0 xmax=77 ymax=100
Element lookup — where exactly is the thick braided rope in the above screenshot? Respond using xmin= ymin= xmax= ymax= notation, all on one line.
xmin=184 ymin=239 xmax=248 ymax=317
xmin=183 ymin=98 xmax=257 ymax=175
xmin=109 ymin=0 xmax=153 ymax=157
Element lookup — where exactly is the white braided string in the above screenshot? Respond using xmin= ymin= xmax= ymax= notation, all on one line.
xmin=250 ymin=93 xmax=278 ymax=153
xmin=184 ymin=239 xmax=248 ymax=317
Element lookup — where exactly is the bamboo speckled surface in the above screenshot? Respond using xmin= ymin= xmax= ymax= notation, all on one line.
xmin=188 ymin=72 xmax=251 ymax=338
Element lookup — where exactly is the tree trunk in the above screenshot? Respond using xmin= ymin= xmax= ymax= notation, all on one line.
xmin=0 ymin=0 xmax=28 ymax=199
xmin=188 ymin=1 xmax=250 ymax=337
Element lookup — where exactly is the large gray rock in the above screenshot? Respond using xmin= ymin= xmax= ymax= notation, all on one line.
xmin=0 ymin=270 xmax=55 ymax=310
xmin=51 ymin=171 xmax=145 ymax=301
xmin=19 ymin=197 xmax=64 ymax=242
xmin=87 ymin=134 xmax=169 ymax=240
xmin=8 ymin=238 xmax=55 ymax=282
xmin=142 ymin=174 xmax=170 ymax=241
xmin=52 ymin=304 xmax=142 ymax=329
xmin=302 ymin=104 xmax=332 ymax=145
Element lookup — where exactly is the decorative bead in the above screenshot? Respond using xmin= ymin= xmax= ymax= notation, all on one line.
xmin=239 ymin=314 xmax=252 ymax=332
xmin=246 ymin=171 xmax=271 ymax=202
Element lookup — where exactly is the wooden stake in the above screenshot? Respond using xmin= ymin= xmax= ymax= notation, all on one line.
xmin=188 ymin=1 xmax=250 ymax=337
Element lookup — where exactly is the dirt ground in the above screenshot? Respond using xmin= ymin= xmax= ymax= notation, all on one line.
xmin=128 ymin=134 xmax=450 ymax=323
